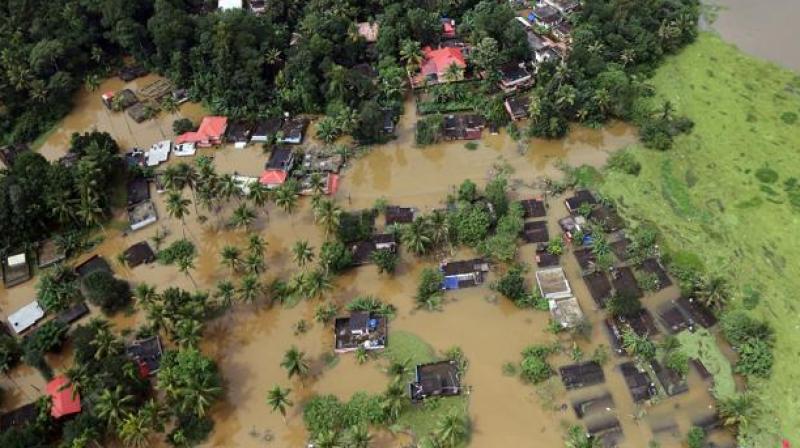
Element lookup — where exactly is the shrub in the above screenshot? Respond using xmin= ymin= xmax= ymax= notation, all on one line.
xmin=415 ymin=114 xmax=443 ymax=145
xmin=319 ymin=241 xmax=354 ymax=273
xmin=606 ymin=294 xmax=642 ymax=318
xmin=485 ymin=177 xmax=509 ymax=217
xmin=721 ymin=311 xmax=773 ymax=348
xmin=735 ymin=338 xmax=773 ymax=378
xmin=36 ymin=266 xmax=81 ymax=313
xmin=172 ymin=118 xmax=195 ymax=135
xmin=454 ymin=203 xmax=491 ymax=247
xmin=157 ymin=239 xmax=196 ymax=265
xmin=0 ymin=335 xmax=22 ymax=373
xmin=346 ymin=296 xmax=395 ymax=317
xmin=492 ymin=265 xmax=528 ymax=305
xmin=82 ymin=270 xmax=131 ymax=314
xmin=370 ymin=249 xmax=398 ymax=274
xmin=519 ymin=345 xmax=555 ymax=384
xmin=686 ymin=426 xmax=705 ymax=448
xmin=547 ymin=237 xmax=564 ymax=255
xmin=606 ymin=150 xmax=641 ymax=175
xmin=314 ymin=303 xmax=338 ymax=323
xmin=415 ymin=268 xmax=444 ymax=310
xmin=457 ymin=179 xmax=478 ymax=203
xmin=168 ymin=414 xmax=214 ymax=448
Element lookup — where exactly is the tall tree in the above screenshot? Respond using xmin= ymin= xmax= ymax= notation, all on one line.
xmin=266 ymin=385 xmax=293 ymax=422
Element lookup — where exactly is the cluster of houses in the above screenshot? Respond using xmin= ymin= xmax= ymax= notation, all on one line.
xmin=102 ymin=76 xmax=188 ymax=123
xmin=529 ymin=189 xmax=726 ymax=446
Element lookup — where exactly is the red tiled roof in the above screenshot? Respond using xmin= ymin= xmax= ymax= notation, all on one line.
xmin=326 ymin=173 xmax=339 ymax=196
xmin=420 ymin=47 xmax=466 ymax=77
xmin=175 ymin=116 xmax=228 ymax=144
xmin=46 ymin=376 xmax=81 ymax=418
xmin=259 ymin=169 xmax=288 ymax=186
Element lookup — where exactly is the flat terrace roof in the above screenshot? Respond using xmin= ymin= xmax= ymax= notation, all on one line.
xmin=677 ymin=297 xmax=717 ymax=328
xmin=536 ymin=267 xmax=572 ymax=299
xmin=75 ymin=255 xmax=112 ymax=278
xmin=619 ymin=309 xmax=660 ymax=337
xmin=658 ymin=303 xmax=692 ymax=334
xmin=409 ymin=360 xmax=461 ymax=402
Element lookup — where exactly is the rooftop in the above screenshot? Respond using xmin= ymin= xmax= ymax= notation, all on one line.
xmin=573 ymin=393 xmax=615 ymax=419
xmin=128 ymin=201 xmax=158 ymax=231
xmin=583 ymin=271 xmax=612 ymax=307
xmin=519 ymin=198 xmax=546 ymax=218
xmin=278 ymin=118 xmax=308 ymax=144
xmin=559 ymin=361 xmax=605 ymax=390
xmin=334 ymin=313 xmax=387 ymax=353
xmin=47 ymin=376 xmax=81 ymax=418
xmin=3 ymin=253 xmax=31 ymax=287
xmin=676 ymin=297 xmax=717 ymax=328
xmin=37 ymin=239 xmax=66 ymax=269
xmin=549 ymin=296 xmax=584 ymax=328
xmin=126 ymin=336 xmax=164 ymax=376
xmin=536 ymin=267 xmax=572 ymax=299
xmin=611 ymin=266 xmax=642 ymax=299
xmin=409 ymin=360 xmax=461 ymax=402
xmin=265 ymin=146 xmax=295 ymax=171
xmin=521 ymin=220 xmax=549 ymax=244
xmin=55 ymin=302 xmax=90 ymax=325
xmin=124 ymin=242 xmax=156 ymax=268
xmin=385 ymin=206 xmax=415 ymax=225
xmin=619 ymin=361 xmax=656 ymax=403
xmin=126 ymin=176 xmax=150 ymax=206
xmin=7 ymin=300 xmax=45 ymax=334
xmin=74 ymin=255 xmax=112 ymax=278
xmin=565 ymin=190 xmax=598 ymax=213
xmin=357 ymin=22 xmax=379 ymax=42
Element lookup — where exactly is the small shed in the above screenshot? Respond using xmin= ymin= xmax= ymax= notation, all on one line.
xmin=7 ymin=301 xmax=45 ymax=334
xmin=37 ymin=239 xmax=66 ymax=269
xmin=409 ymin=360 xmax=461 ymax=402
xmin=138 ymin=78 xmax=173 ymax=102
xmin=124 ymin=242 xmax=156 ymax=268
xmin=3 ymin=253 xmax=32 ymax=287
xmin=536 ymin=267 xmax=572 ymax=299
xmin=559 ymin=361 xmax=605 ymax=390
xmin=55 ymin=302 xmax=90 ymax=325
xmin=619 ymin=362 xmax=656 ymax=403
xmin=47 ymin=376 xmax=81 ymax=419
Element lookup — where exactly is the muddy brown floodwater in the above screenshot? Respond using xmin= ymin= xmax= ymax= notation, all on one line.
xmin=1 ymin=88 xmax=732 ymax=448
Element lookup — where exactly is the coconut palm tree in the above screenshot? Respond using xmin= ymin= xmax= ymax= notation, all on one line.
xmin=443 ymin=62 xmax=462 ymax=83
xmin=274 ymin=183 xmax=299 ymax=213
xmin=220 ymin=245 xmax=241 ymax=274
xmin=382 ymin=380 xmax=405 ymax=422
xmin=693 ymin=275 xmax=728 ymax=310
xmin=281 ymin=346 xmax=310 ymax=380
xmin=308 ymin=172 xmax=326 ymax=197
xmin=238 ymin=274 xmax=262 ymax=304
xmin=166 ymin=191 xmax=191 ymax=237
xmin=314 ymin=199 xmax=342 ymax=238
xmin=345 ymin=425 xmax=372 ymax=448
xmin=401 ymin=217 xmax=433 ymax=256
xmin=718 ymin=393 xmax=757 ymax=430
xmin=95 ymin=385 xmax=135 ymax=429
xmin=266 ymin=385 xmax=293 ymax=422
xmin=218 ymin=173 xmax=240 ymax=203
xmin=118 ymin=411 xmax=152 ymax=448
xmin=244 ymin=252 xmax=265 ymax=274
xmin=175 ymin=318 xmax=202 ymax=347
xmin=428 ymin=210 xmax=450 ymax=250
xmin=139 ymin=399 xmax=167 ymax=432
xmin=292 ymin=240 xmax=314 ymax=269
xmin=177 ymin=255 xmax=197 ymax=287
xmin=161 ymin=165 xmax=182 ymax=192
xmin=176 ymin=163 xmax=199 ymax=212
xmin=313 ymin=430 xmax=342 ymax=448
xmin=133 ymin=283 xmax=158 ymax=309
xmin=301 ymin=269 xmax=332 ymax=300
xmin=247 ymin=181 xmax=270 ymax=209
xmin=434 ymin=410 xmax=469 ymax=448
xmin=248 ymin=234 xmax=267 ymax=258
xmin=91 ymin=325 xmax=123 ymax=360
xmin=230 ymin=203 xmax=256 ymax=231
xmin=400 ymin=39 xmax=424 ymax=72
xmin=215 ymin=280 xmax=236 ymax=308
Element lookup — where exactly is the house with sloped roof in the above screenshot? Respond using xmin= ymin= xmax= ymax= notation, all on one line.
xmin=413 ymin=47 xmax=466 ymax=87
xmin=175 ymin=116 xmax=228 ymax=147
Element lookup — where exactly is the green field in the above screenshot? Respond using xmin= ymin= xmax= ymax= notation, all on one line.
xmin=596 ymin=33 xmax=800 ymax=446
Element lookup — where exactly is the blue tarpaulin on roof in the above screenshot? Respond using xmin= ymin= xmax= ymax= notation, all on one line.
xmin=582 ymin=235 xmax=594 ymax=246
xmin=528 ymin=13 xmax=537 ymax=21
xmin=443 ymin=276 xmax=460 ymax=290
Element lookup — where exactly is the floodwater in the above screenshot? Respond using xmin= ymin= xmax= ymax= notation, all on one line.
xmin=711 ymin=0 xmax=800 ymax=71
xmin=1 ymin=88 xmax=733 ymax=448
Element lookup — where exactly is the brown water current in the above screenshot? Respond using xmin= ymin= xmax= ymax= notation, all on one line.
xmin=0 ymin=90 xmax=735 ymax=448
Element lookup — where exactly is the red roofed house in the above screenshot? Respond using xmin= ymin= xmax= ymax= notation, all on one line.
xmin=46 ymin=376 xmax=81 ymax=419
xmin=441 ymin=18 xmax=456 ymax=38
xmin=259 ymin=146 xmax=295 ymax=189
xmin=260 ymin=170 xmax=288 ymax=189
xmin=414 ymin=47 xmax=466 ymax=87
xmin=175 ymin=116 xmax=228 ymax=147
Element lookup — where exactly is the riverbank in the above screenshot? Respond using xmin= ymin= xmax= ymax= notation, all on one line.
xmin=597 ymin=32 xmax=800 ymax=446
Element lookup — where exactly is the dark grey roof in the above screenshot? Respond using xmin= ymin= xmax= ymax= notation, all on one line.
xmin=265 ymin=147 xmax=294 ymax=171
xmin=75 ymin=255 xmax=112 ymax=278
xmin=441 ymin=258 xmax=486 ymax=276
xmin=124 ymin=242 xmax=155 ymax=268
xmin=126 ymin=177 xmax=150 ymax=206
xmin=409 ymin=361 xmax=461 ymax=401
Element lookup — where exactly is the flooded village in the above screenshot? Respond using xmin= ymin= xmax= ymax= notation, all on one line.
xmin=0 ymin=0 xmax=794 ymax=447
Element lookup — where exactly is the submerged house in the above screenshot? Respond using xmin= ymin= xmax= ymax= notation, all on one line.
xmin=350 ymin=234 xmax=398 ymax=266
xmin=619 ymin=361 xmax=657 ymax=403
xmin=260 ymin=146 xmax=296 ymax=189
xmin=504 ymin=96 xmax=530 ymax=121
xmin=128 ymin=201 xmax=158 ymax=231
xmin=573 ymin=393 xmax=615 ymax=419
xmin=55 ymin=302 xmax=90 ymax=325
xmin=443 ymin=114 xmax=485 ymax=140
xmin=126 ymin=336 xmax=164 ymax=377
xmin=126 ymin=176 xmax=150 ymax=206
xmin=334 ymin=312 xmax=387 ymax=353
xmin=385 ymin=206 xmax=416 ymax=225
xmin=676 ymin=296 xmax=717 ymax=328
xmin=7 ymin=300 xmax=45 ymax=335
xmin=225 ymin=121 xmax=253 ymax=148
xmin=74 ymin=255 xmax=112 ymax=278
xmin=549 ymin=296 xmax=584 ymax=328
xmin=544 ymin=0 xmax=581 ymax=14
xmin=565 ymin=190 xmax=598 ymax=214
xmin=118 ymin=64 xmax=148 ymax=82
xmin=559 ymin=361 xmax=605 ymax=390
xmin=440 ymin=258 xmax=489 ymax=290
xmin=277 ymin=118 xmax=309 ymax=144
xmin=519 ymin=198 xmax=546 ymax=218
xmin=251 ymin=118 xmax=283 ymax=143
xmin=521 ymin=220 xmax=549 ymax=244
xmin=123 ymin=242 xmax=156 ymax=268
xmin=37 ymin=239 xmax=66 ymax=269
xmin=409 ymin=360 xmax=461 ymax=402
xmin=3 ymin=253 xmax=32 ymax=287
xmin=536 ymin=267 xmax=572 ymax=300
xmin=0 ymin=403 xmax=39 ymax=431
xmin=175 ymin=116 xmax=228 ymax=147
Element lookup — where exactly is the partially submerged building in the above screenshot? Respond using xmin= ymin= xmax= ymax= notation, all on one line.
xmin=565 ymin=190 xmax=598 ymax=214
xmin=585 ymin=416 xmax=624 ymax=448
xmin=251 ymin=118 xmax=283 ymax=143
xmin=260 ymin=146 xmax=296 ymax=189
xmin=549 ymin=296 xmax=584 ymax=328
xmin=619 ymin=361 xmax=656 ymax=403
xmin=47 ymin=376 xmax=81 ymax=419
xmin=74 ymin=255 xmax=112 ymax=279
xmin=611 ymin=266 xmax=643 ymax=299
xmin=126 ymin=176 xmax=150 ymax=206
xmin=7 ymin=300 xmax=45 ymax=334
xmin=531 ymin=4 xmax=562 ymax=28
xmin=559 ymin=361 xmax=605 ymax=390
xmin=37 ymin=239 xmax=66 ymax=269
xmin=536 ymin=267 xmax=572 ymax=299
xmin=583 ymin=271 xmax=612 ymax=307
xmin=535 ymin=246 xmax=560 ymax=267
xmin=3 ymin=253 xmax=32 ymax=287
xmin=519 ymin=198 xmax=546 ymax=218
xmin=277 ymin=118 xmax=309 ymax=144
xmin=101 ymin=89 xmax=138 ymax=110
xmin=658 ymin=303 xmax=693 ymax=334
xmin=409 ymin=360 xmax=461 ymax=402
xmin=619 ymin=309 xmax=660 ymax=337
xmin=676 ymin=297 xmax=717 ymax=328
xmin=334 ymin=312 xmax=387 ymax=353
xmin=145 ymin=140 xmax=171 ymax=167
xmin=124 ymin=242 xmax=156 ymax=268
xmin=128 ymin=201 xmax=158 ymax=231
xmin=498 ymin=63 xmax=533 ymax=93
xmin=55 ymin=302 xmax=90 ymax=325
xmin=0 ymin=403 xmax=38 ymax=431
xmin=651 ymin=359 xmax=689 ymax=397
xmin=573 ymin=393 xmax=615 ymax=419
xmin=175 ymin=116 xmax=228 ymax=147
xmin=385 ymin=206 xmax=416 ymax=226
xmin=126 ymin=336 xmax=164 ymax=377
xmin=413 ymin=47 xmax=466 ymax=87
xmin=604 ymin=318 xmax=625 ymax=356
xmin=118 ymin=64 xmax=148 ymax=82
xmin=350 ymin=234 xmax=398 ymax=266
xmin=225 ymin=121 xmax=253 ymax=148
xmin=440 ymin=258 xmax=489 ymax=290
xmin=443 ymin=114 xmax=485 ymax=140
xmin=504 ymin=95 xmax=530 ymax=121
xmin=521 ymin=220 xmax=549 ymax=244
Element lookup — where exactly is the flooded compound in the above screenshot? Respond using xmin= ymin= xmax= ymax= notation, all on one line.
xmin=0 ymin=82 xmax=735 ymax=448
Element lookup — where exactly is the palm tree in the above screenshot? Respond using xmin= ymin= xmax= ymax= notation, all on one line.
xmin=84 ymin=74 xmax=100 ymax=92
xmin=175 ymin=318 xmax=202 ymax=347
xmin=176 ymin=163 xmax=199 ymax=213
xmin=281 ymin=346 xmax=310 ymax=380
xmin=621 ymin=328 xmax=656 ymax=361
xmin=434 ymin=411 xmax=469 ymax=448
xmin=428 ymin=210 xmax=450 ymax=249
xmin=161 ymin=165 xmax=182 ymax=192
xmin=91 ymin=325 xmax=123 ymax=360
xmin=292 ymin=240 xmax=314 ymax=269
xmin=139 ymin=399 xmax=167 ymax=432
xmin=443 ymin=62 xmax=462 ymax=83
xmin=326 ymin=64 xmax=349 ymax=101
xmin=248 ymin=234 xmax=267 ymax=258
xmin=718 ymin=393 xmax=757 ymax=430
xmin=382 ymin=381 xmax=405 ymax=422
xmin=693 ymin=275 xmax=728 ymax=310
xmin=118 ymin=411 xmax=152 ymax=448
xmin=345 ymin=425 xmax=372 ymax=448
xmin=244 ymin=251 xmax=265 ymax=274
xmin=401 ymin=217 xmax=433 ymax=255
xmin=265 ymin=47 xmax=282 ymax=66
xmin=247 ymin=181 xmax=270 ymax=209
xmin=215 ymin=280 xmax=236 ymax=308
xmin=239 ymin=274 xmax=262 ymax=304
xmin=313 ymin=430 xmax=342 ymax=448
xmin=266 ymin=385 xmax=293 ymax=422
xmin=166 ymin=191 xmax=191 ymax=237
xmin=314 ymin=199 xmax=342 ymax=239
xmin=308 ymin=172 xmax=326 ymax=196
xmin=133 ymin=283 xmax=158 ymax=309
xmin=95 ymin=385 xmax=135 ymax=429
xmin=400 ymin=39 xmax=424 ymax=72
xmin=220 ymin=245 xmax=241 ymax=274
xmin=301 ymin=269 xmax=333 ymax=300
xmin=218 ymin=173 xmax=240 ymax=203
xmin=177 ymin=256 xmax=197 ymax=287
xmin=274 ymin=184 xmax=299 ymax=213
xmin=230 ymin=203 xmax=256 ymax=231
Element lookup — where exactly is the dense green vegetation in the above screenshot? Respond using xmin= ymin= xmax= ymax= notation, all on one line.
xmin=597 ymin=33 xmax=800 ymax=445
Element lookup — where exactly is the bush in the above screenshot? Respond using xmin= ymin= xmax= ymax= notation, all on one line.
xmin=36 ymin=266 xmax=81 ymax=313
xmin=454 ymin=203 xmax=491 ymax=247
xmin=157 ymin=239 xmax=196 ymax=265
xmin=82 ymin=270 xmax=131 ymax=314
xmin=721 ymin=311 xmax=773 ymax=347
xmin=319 ymin=241 xmax=354 ymax=273
xmin=303 ymin=393 xmax=385 ymax=438
xmin=492 ymin=265 xmax=528 ymax=305
xmin=415 ymin=114 xmax=443 ymax=145
xmin=485 ymin=177 xmax=509 ymax=217
xmin=0 ymin=335 xmax=22 ymax=373
xmin=735 ymin=338 xmax=774 ymax=378
xmin=457 ymin=179 xmax=478 ymax=203
xmin=370 ymin=249 xmax=398 ymax=274
xmin=686 ymin=426 xmax=705 ymax=448
xmin=336 ymin=210 xmax=376 ymax=244
xmin=172 ymin=118 xmax=195 ymax=135
xmin=168 ymin=414 xmax=214 ymax=448
xmin=346 ymin=296 xmax=396 ymax=317
xmin=415 ymin=268 xmax=444 ymax=310
xmin=519 ymin=345 xmax=555 ymax=384
xmin=606 ymin=150 xmax=641 ymax=175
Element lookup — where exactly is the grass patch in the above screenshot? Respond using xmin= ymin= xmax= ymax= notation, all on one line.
xmin=676 ymin=329 xmax=735 ymax=399
xmin=598 ymin=33 xmax=800 ymax=446
xmin=383 ymin=331 xmax=436 ymax=367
